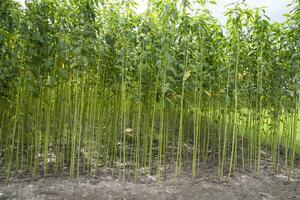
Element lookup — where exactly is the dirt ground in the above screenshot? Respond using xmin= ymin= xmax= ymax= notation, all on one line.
xmin=1 ymin=146 xmax=300 ymax=200
xmin=0 ymin=166 xmax=299 ymax=200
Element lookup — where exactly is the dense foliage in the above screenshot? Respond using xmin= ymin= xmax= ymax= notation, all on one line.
xmin=0 ymin=0 xmax=299 ymax=182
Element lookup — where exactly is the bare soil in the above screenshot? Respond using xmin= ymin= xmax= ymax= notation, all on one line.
xmin=1 ymin=143 xmax=300 ymax=200
xmin=0 ymin=166 xmax=299 ymax=200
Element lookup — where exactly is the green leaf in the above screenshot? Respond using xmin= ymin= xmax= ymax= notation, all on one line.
xmin=0 ymin=29 xmax=10 ymax=39
xmin=70 ymin=62 xmax=78 ymax=68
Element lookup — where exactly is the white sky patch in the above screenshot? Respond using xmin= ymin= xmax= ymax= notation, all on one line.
xmin=18 ymin=0 xmax=293 ymax=24
xmin=206 ymin=0 xmax=293 ymax=25
xmin=135 ymin=0 xmax=294 ymax=24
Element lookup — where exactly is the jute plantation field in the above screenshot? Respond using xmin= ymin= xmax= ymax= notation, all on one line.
xmin=0 ymin=0 xmax=300 ymax=199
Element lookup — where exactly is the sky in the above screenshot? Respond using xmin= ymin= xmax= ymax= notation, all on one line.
xmin=136 ymin=0 xmax=294 ymax=24
xmin=18 ymin=0 xmax=294 ymax=24
xmin=209 ymin=0 xmax=293 ymax=24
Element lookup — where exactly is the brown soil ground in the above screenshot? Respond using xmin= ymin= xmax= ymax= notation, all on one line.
xmin=0 ymin=166 xmax=299 ymax=200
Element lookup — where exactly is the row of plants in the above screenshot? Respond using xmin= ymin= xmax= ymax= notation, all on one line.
xmin=0 ymin=0 xmax=299 ymax=183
